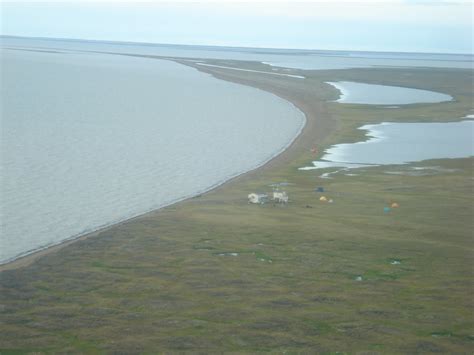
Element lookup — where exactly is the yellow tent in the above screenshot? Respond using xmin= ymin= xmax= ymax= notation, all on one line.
xmin=391 ymin=202 xmax=399 ymax=208
xmin=320 ymin=196 xmax=328 ymax=202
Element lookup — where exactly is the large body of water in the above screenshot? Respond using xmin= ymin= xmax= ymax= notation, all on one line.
xmin=2 ymin=36 xmax=473 ymax=70
xmin=1 ymin=48 xmax=305 ymax=263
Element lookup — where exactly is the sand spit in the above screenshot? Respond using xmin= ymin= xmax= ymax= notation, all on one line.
xmin=195 ymin=62 xmax=305 ymax=79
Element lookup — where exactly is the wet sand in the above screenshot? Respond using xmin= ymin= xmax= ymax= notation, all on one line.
xmin=0 ymin=55 xmax=335 ymax=271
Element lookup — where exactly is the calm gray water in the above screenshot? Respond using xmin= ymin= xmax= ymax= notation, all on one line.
xmin=2 ymin=36 xmax=473 ymax=70
xmin=327 ymin=81 xmax=453 ymax=105
xmin=301 ymin=120 xmax=474 ymax=170
xmin=1 ymin=48 xmax=305 ymax=263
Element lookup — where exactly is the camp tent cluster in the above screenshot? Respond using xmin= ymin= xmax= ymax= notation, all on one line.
xmin=248 ymin=190 xmax=288 ymax=204
xmin=248 ymin=184 xmax=400 ymax=213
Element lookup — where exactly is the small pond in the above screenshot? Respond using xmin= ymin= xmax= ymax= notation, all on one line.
xmin=326 ymin=81 xmax=453 ymax=105
xmin=301 ymin=120 xmax=473 ymax=171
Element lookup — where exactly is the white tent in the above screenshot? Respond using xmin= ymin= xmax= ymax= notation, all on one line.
xmin=273 ymin=191 xmax=288 ymax=203
xmin=248 ymin=193 xmax=268 ymax=204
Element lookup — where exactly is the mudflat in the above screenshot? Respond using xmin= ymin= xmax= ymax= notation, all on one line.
xmin=1 ymin=57 xmax=472 ymax=353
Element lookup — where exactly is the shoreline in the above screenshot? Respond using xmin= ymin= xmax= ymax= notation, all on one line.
xmin=0 ymin=54 xmax=334 ymax=272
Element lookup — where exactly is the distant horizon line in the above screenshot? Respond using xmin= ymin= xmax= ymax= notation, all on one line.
xmin=1 ymin=34 xmax=473 ymax=57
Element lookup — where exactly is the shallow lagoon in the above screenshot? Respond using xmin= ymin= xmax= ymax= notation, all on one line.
xmin=301 ymin=120 xmax=474 ymax=170
xmin=326 ymin=81 xmax=453 ymax=105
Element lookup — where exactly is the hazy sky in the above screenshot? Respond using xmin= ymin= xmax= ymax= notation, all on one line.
xmin=1 ymin=1 xmax=473 ymax=53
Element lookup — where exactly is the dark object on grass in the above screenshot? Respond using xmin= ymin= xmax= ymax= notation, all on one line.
xmin=316 ymin=187 xmax=324 ymax=192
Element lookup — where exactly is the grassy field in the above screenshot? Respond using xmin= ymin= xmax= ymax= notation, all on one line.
xmin=1 ymin=62 xmax=473 ymax=353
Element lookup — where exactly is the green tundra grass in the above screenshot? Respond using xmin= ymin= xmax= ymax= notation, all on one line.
xmin=1 ymin=62 xmax=473 ymax=353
